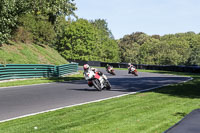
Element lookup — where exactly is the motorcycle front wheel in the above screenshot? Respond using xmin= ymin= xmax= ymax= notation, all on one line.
xmin=92 ymin=79 xmax=102 ymax=91
xmin=132 ymin=71 xmax=138 ymax=76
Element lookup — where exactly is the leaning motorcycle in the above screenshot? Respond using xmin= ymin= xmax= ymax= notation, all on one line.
xmin=129 ymin=66 xmax=138 ymax=76
xmin=86 ymin=70 xmax=111 ymax=91
xmin=106 ymin=66 xmax=116 ymax=75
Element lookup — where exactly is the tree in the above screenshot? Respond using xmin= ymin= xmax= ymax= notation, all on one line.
xmin=188 ymin=45 xmax=200 ymax=65
xmin=0 ymin=0 xmax=77 ymax=44
xmin=56 ymin=18 xmax=120 ymax=62
xmin=90 ymin=19 xmax=114 ymax=39
xmin=27 ymin=0 xmax=77 ymax=24
xmin=91 ymin=19 xmax=120 ymax=62
xmin=0 ymin=0 xmax=17 ymax=44
xmin=118 ymin=32 xmax=150 ymax=63
xmin=58 ymin=19 xmax=99 ymax=61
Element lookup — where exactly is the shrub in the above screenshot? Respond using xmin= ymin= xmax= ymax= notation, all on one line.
xmin=12 ymin=26 xmax=33 ymax=44
xmin=16 ymin=14 xmax=56 ymax=45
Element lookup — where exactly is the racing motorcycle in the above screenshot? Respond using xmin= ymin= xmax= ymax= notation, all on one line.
xmin=106 ymin=66 xmax=116 ymax=75
xmin=85 ymin=70 xmax=111 ymax=91
xmin=129 ymin=66 xmax=138 ymax=76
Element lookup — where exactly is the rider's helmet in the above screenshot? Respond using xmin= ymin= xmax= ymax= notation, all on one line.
xmin=128 ymin=63 xmax=131 ymax=66
xmin=83 ymin=64 xmax=90 ymax=71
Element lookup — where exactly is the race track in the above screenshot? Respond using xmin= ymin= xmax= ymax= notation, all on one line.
xmin=0 ymin=68 xmax=190 ymax=122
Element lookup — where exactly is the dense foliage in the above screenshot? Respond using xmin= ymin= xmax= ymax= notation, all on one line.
xmin=57 ymin=19 xmax=120 ymax=62
xmin=15 ymin=14 xmax=56 ymax=45
xmin=119 ymin=32 xmax=200 ymax=65
xmin=0 ymin=0 xmax=76 ymax=44
xmin=0 ymin=0 xmax=17 ymax=44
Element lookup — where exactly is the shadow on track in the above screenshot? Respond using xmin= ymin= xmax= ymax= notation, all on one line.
xmin=62 ymin=76 xmax=197 ymax=99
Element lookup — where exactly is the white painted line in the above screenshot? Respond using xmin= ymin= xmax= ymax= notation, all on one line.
xmin=0 ymin=82 xmax=53 ymax=90
xmin=0 ymin=77 xmax=192 ymax=123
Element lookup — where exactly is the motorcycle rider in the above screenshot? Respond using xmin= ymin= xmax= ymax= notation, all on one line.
xmin=91 ymin=67 xmax=104 ymax=76
xmin=83 ymin=64 xmax=105 ymax=88
xmin=83 ymin=64 xmax=93 ymax=87
xmin=105 ymin=64 xmax=112 ymax=72
xmin=128 ymin=63 xmax=135 ymax=74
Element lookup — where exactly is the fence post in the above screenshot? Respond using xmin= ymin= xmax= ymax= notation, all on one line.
xmin=54 ymin=66 xmax=59 ymax=77
xmin=76 ymin=63 xmax=79 ymax=72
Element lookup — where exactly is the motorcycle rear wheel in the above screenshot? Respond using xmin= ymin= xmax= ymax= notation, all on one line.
xmin=111 ymin=70 xmax=116 ymax=75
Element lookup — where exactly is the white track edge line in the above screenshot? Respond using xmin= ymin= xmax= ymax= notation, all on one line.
xmin=0 ymin=83 xmax=53 ymax=89
xmin=0 ymin=77 xmax=193 ymax=123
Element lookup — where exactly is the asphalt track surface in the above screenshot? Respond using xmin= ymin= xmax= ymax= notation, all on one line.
xmin=0 ymin=68 xmax=190 ymax=122
xmin=164 ymin=109 xmax=200 ymax=133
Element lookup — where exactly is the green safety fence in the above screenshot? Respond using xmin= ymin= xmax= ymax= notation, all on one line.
xmin=57 ymin=63 xmax=78 ymax=77
xmin=0 ymin=63 xmax=78 ymax=81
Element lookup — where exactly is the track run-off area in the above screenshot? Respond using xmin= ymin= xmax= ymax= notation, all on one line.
xmin=0 ymin=68 xmax=191 ymax=122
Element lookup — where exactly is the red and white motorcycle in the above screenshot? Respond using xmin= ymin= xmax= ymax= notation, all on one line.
xmin=85 ymin=70 xmax=111 ymax=91
xmin=128 ymin=66 xmax=138 ymax=76
xmin=106 ymin=66 xmax=116 ymax=75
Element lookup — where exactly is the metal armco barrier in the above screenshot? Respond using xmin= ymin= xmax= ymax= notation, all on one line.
xmin=57 ymin=63 xmax=78 ymax=77
xmin=0 ymin=63 xmax=78 ymax=81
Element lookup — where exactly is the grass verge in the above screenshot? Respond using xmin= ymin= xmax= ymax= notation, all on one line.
xmin=0 ymin=70 xmax=199 ymax=133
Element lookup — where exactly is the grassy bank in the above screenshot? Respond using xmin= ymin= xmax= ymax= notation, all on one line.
xmin=0 ymin=42 xmax=67 ymax=65
xmin=0 ymin=70 xmax=199 ymax=133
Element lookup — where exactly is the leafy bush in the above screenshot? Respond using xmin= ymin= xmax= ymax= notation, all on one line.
xmin=0 ymin=0 xmax=76 ymax=45
xmin=12 ymin=26 xmax=33 ymax=44
xmin=0 ymin=0 xmax=17 ymax=44
xmin=17 ymin=14 xmax=56 ymax=45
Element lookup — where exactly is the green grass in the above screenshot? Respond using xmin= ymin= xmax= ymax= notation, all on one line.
xmin=0 ymin=42 xmax=67 ymax=65
xmin=0 ymin=70 xmax=200 ymax=133
xmin=0 ymin=71 xmax=84 ymax=87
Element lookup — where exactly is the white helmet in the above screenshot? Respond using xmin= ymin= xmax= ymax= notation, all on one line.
xmin=128 ymin=63 xmax=131 ymax=66
xmin=83 ymin=64 xmax=90 ymax=70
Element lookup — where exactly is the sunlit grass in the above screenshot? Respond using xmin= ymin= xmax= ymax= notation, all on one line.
xmin=0 ymin=42 xmax=67 ymax=65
